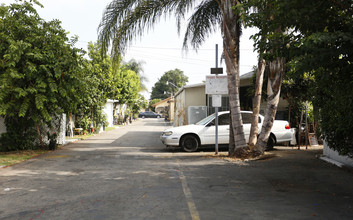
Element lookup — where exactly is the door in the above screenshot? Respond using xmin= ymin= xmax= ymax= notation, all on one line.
xmin=199 ymin=113 xmax=230 ymax=145
xmin=217 ymin=113 xmax=230 ymax=144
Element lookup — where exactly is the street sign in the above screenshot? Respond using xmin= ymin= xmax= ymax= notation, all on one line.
xmin=212 ymin=95 xmax=222 ymax=107
xmin=211 ymin=68 xmax=223 ymax=74
xmin=205 ymin=75 xmax=228 ymax=95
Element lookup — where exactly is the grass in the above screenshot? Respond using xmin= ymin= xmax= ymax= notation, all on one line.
xmin=104 ymin=126 xmax=117 ymax=132
xmin=0 ymin=150 xmax=48 ymax=167
xmin=0 ymin=126 xmax=119 ymax=168
xmin=66 ymin=127 xmax=117 ymax=140
xmin=66 ymin=133 xmax=94 ymax=140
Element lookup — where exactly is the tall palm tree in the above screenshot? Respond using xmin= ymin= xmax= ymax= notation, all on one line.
xmin=98 ymin=0 xmax=248 ymax=156
xmin=124 ymin=59 xmax=148 ymax=92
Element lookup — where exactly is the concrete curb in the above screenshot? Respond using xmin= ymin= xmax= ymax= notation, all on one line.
xmin=319 ymin=155 xmax=344 ymax=167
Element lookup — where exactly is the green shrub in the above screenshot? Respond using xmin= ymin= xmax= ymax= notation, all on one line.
xmin=0 ymin=116 xmax=38 ymax=152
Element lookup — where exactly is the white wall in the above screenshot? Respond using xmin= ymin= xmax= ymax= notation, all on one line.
xmin=323 ymin=141 xmax=353 ymax=168
xmin=103 ymin=100 xmax=115 ymax=127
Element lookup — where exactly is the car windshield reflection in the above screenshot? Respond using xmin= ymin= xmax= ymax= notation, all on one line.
xmin=195 ymin=113 xmax=216 ymax=126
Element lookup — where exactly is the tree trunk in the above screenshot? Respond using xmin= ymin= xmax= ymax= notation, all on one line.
xmin=254 ymin=57 xmax=285 ymax=154
xmin=68 ymin=112 xmax=74 ymax=138
xmin=219 ymin=0 xmax=248 ymax=157
xmin=248 ymin=58 xmax=266 ymax=150
xmin=36 ymin=123 xmax=45 ymax=148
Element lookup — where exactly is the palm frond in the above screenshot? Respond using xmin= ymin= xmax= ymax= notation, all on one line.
xmin=183 ymin=0 xmax=222 ymax=50
xmin=99 ymin=0 xmax=187 ymax=57
xmin=98 ymin=0 xmax=139 ymax=55
xmin=98 ymin=0 xmax=222 ymax=57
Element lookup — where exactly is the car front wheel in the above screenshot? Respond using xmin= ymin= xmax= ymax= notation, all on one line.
xmin=180 ymin=135 xmax=199 ymax=152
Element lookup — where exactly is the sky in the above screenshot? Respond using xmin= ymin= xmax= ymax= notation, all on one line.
xmin=3 ymin=0 xmax=258 ymax=99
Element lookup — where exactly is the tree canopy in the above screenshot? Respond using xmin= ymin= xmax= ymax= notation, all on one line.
xmin=124 ymin=59 xmax=148 ymax=92
xmin=0 ymin=1 xmax=87 ymax=149
xmin=243 ymin=0 xmax=353 ymax=157
xmin=0 ymin=1 xmax=145 ymax=151
xmin=150 ymin=69 xmax=188 ymax=100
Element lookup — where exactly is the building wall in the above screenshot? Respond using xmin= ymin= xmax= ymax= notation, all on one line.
xmin=169 ymin=99 xmax=175 ymax=122
xmin=174 ymin=86 xmax=206 ymax=126
xmin=103 ymin=100 xmax=115 ymax=127
xmin=323 ymin=141 xmax=353 ymax=167
xmin=185 ymin=86 xmax=207 ymax=107
xmin=154 ymin=101 xmax=169 ymax=116
xmin=185 ymin=87 xmax=207 ymax=125
xmin=174 ymin=90 xmax=186 ymax=127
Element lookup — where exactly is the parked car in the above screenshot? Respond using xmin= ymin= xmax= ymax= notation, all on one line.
xmin=160 ymin=111 xmax=294 ymax=152
xmin=138 ymin=111 xmax=162 ymax=119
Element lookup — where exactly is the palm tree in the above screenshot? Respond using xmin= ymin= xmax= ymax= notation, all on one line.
xmin=98 ymin=0 xmax=248 ymax=157
xmin=124 ymin=59 xmax=148 ymax=92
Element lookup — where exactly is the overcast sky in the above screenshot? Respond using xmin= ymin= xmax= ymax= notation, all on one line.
xmin=3 ymin=0 xmax=258 ymax=98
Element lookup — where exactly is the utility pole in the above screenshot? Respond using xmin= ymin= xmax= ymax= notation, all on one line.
xmin=214 ymin=44 xmax=219 ymax=155
xmin=206 ymin=44 xmax=224 ymax=155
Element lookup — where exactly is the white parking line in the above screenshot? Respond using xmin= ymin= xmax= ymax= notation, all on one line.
xmin=176 ymin=160 xmax=200 ymax=220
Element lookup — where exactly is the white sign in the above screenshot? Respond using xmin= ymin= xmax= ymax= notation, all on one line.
xmin=205 ymin=75 xmax=228 ymax=94
xmin=212 ymin=95 xmax=222 ymax=107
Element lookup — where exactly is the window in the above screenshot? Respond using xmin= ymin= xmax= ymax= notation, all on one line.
xmin=241 ymin=113 xmax=252 ymax=124
xmin=207 ymin=95 xmax=229 ymax=115
xmin=241 ymin=113 xmax=261 ymax=124
xmin=218 ymin=113 xmax=230 ymax=125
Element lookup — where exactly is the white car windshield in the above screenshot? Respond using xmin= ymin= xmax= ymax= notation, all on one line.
xmin=195 ymin=113 xmax=216 ymax=125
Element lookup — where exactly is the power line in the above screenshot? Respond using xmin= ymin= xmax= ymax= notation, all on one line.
xmin=73 ymin=40 xmax=255 ymax=51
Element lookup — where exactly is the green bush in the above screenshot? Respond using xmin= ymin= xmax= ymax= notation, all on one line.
xmin=0 ymin=116 xmax=38 ymax=152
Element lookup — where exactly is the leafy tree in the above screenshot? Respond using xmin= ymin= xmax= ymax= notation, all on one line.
xmin=237 ymin=0 xmax=290 ymax=156
xmin=124 ymin=59 xmax=148 ymax=92
xmin=98 ymin=0 xmax=249 ymax=157
xmin=150 ymin=69 xmax=188 ymax=100
xmin=87 ymin=41 xmax=121 ymax=100
xmin=116 ymin=67 xmax=141 ymax=104
xmin=243 ymin=0 xmax=353 ymax=157
xmin=75 ymin=41 xmax=128 ymax=132
xmin=285 ymin=0 xmax=353 ymax=157
xmin=0 ymin=1 xmax=85 ymax=149
xmin=131 ymin=94 xmax=148 ymax=116
xmin=79 ymin=42 xmax=142 ymax=129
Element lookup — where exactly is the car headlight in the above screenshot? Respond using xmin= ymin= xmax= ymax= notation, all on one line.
xmin=163 ymin=131 xmax=173 ymax=136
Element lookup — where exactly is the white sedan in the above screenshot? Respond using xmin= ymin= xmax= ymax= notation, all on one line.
xmin=160 ymin=111 xmax=294 ymax=152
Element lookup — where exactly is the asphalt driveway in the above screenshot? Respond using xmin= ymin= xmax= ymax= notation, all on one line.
xmin=0 ymin=118 xmax=352 ymax=219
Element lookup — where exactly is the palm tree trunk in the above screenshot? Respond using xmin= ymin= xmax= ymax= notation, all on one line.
xmin=254 ymin=57 xmax=285 ymax=154
xmin=248 ymin=58 xmax=266 ymax=150
xmin=219 ymin=0 xmax=247 ymax=157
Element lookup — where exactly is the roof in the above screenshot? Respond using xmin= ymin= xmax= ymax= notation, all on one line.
xmin=151 ymin=97 xmax=173 ymax=107
xmin=240 ymin=71 xmax=255 ymax=80
xmin=174 ymin=83 xmax=205 ymax=97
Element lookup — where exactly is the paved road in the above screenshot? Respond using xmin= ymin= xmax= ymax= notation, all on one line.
xmin=1 ymin=118 xmax=353 ymax=220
